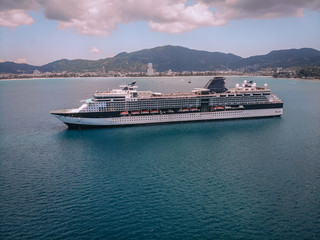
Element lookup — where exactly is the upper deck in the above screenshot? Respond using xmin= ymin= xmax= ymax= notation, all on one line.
xmin=91 ymin=79 xmax=275 ymax=101
xmin=52 ymin=78 xmax=282 ymax=115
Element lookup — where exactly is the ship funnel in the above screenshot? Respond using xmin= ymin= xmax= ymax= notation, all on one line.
xmin=204 ymin=77 xmax=228 ymax=93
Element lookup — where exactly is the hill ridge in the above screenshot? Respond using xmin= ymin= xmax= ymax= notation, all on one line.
xmin=1 ymin=46 xmax=319 ymax=74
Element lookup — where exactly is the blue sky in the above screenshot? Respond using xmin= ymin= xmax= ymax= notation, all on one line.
xmin=0 ymin=0 xmax=319 ymax=66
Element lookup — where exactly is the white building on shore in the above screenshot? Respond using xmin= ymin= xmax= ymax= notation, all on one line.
xmin=33 ymin=69 xmax=40 ymax=76
xmin=146 ymin=63 xmax=154 ymax=76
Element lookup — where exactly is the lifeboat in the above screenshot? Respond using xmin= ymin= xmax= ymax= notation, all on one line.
xmin=181 ymin=108 xmax=189 ymax=112
xmin=141 ymin=110 xmax=149 ymax=114
xmin=120 ymin=111 xmax=129 ymax=116
xmin=151 ymin=110 xmax=159 ymax=114
xmin=210 ymin=106 xmax=216 ymax=110
xmin=131 ymin=111 xmax=140 ymax=115
xmin=216 ymin=106 xmax=224 ymax=110
xmin=190 ymin=107 xmax=198 ymax=111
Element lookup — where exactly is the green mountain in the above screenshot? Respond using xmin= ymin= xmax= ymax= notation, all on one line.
xmin=1 ymin=46 xmax=319 ymax=74
xmin=234 ymin=48 xmax=320 ymax=70
xmin=109 ymin=46 xmax=242 ymax=72
xmin=0 ymin=62 xmax=38 ymax=74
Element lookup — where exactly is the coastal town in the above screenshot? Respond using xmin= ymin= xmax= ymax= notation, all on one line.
xmin=1 ymin=63 xmax=319 ymax=80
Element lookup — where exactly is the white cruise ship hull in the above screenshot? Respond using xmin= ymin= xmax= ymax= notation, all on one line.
xmin=53 ymin=108 xmax=283 ymax=128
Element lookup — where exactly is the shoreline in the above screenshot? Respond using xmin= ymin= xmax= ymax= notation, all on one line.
xmin=1 ymin=75 xmax=319 ymax=81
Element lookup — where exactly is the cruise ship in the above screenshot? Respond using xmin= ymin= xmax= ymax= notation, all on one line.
xmin=50 ymin=77 xmax=283 ymax=128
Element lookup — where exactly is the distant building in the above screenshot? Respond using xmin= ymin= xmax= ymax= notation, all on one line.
xmin=33 ymin=69 xmax=40 ymax=76
xmin=102 ymin=66 xmax=106 ymax=74
xmin=147 ymin=63 xmax=154 ymax=76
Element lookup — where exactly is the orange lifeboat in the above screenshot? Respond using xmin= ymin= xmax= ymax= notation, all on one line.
xmin=120 ymin=111 xmax=129 ymax=116
xmin=151 ymin=110 xmax=159 ymax=114
xmin=131 ymin=111 xmax=140 ymax=115
xmin=141 ymin=110 xmax=149 ymax=114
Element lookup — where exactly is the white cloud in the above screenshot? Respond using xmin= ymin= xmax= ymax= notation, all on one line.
xmin=0 ymin=0 xmax=319 ymax=34
xmin=0 ymin=9 xmax=34 ymax=27
xmin=90 ymin=46 xmax=101 ymax=53
xmin=54 ymin=0 xmax=223 ymax=35
xmin=0 ymin=0 xmax=221 ymax=34
xmin=0 ymin=0 xmax=39 ymax=11
xmin=149 ymin=2 xmax=223 ymax=33
xmin=197 ymin=0 xmax=320 ymax=20
xmin=14 ymin=58 xmax=28 ymax=64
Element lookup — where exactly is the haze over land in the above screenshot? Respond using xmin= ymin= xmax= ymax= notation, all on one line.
xmin=0 ymin=0 xmax=319 ymax=66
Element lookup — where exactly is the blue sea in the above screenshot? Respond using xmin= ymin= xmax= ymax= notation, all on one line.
xmin=0 ymin=76 xmax=319 ymax=239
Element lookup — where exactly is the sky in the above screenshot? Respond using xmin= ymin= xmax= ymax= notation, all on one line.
xmin=0 ymin=0 xmax=319 ymax=66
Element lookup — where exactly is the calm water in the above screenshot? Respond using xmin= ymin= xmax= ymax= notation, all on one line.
xmin=0 ymin=76 xmax=319 ymax=239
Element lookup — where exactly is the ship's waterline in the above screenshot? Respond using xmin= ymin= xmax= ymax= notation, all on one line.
xmin=54 ymin=108 xmax=283 ymax=128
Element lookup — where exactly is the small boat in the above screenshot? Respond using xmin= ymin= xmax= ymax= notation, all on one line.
xmin=210 ymin=106 xmax=216 ymax=110
xmin=151 ymin=110 xmax=159 ymax=113
xmin=216 ymin=106 xmax=224 ymax=110
xmin=141 ymin=110 xmax=149 ymax=114
xmin=131 ymin=111 xmax=140 ymax=115
xmin=181 ymin=108 xmax=189 ymax=112
xmin=190 ymin=107 xmax=198 ymax=111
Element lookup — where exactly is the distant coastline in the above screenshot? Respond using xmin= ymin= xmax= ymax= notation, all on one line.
xmin=1 ymin=46 xmax=319 ymax=80
xmin=1 ymin=74 xmax=319 ymax=81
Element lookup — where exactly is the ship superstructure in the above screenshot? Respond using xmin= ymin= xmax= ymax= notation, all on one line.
xmin=51 ymin=77 xmax=283 ymax=128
